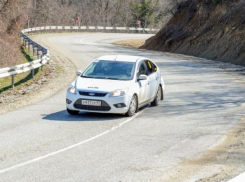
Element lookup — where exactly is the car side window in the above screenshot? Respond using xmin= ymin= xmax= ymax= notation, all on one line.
xmin=138 ymin=62 xmax=147 ymax=77
xmin=145 ymin=60 xmax=157 ymax=74
xmin=150 ymin=61 xmax=157 ymax=72
xmin=144 ymin=60 xmax=152 ymax=75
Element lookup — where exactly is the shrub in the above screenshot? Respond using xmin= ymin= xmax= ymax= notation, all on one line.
xmin=213 ymin=0 xmax=221 ymax=4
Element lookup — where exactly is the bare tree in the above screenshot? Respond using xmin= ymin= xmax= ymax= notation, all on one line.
xmin=0 ymin=0 xmax=172 ymax=67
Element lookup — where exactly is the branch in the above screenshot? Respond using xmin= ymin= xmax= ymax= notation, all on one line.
xmin=0 ymin=0 xmax=9 ymax=13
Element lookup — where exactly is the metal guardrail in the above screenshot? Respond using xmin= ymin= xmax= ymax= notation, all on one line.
xmin=22 ymin=26 xmax=159 ymax=33
xmin=0 ymin=29 xmax=50 ymax=89
xmin=0 ymin=26 xmax=158 ymax=89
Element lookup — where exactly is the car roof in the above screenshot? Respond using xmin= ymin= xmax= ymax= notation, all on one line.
xmin=95 ymin=55 xmax=149 ymax=63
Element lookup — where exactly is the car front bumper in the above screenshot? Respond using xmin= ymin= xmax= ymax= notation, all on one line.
xmin=66 ymin=91 xmax=131 ymax=114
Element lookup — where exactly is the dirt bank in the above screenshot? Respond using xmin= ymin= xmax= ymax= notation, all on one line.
xmin=141 ymin=0 xmax=245 ymax=66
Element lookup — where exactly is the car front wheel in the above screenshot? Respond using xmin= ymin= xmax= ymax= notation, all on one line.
xmin=126 ymin=95 xmax=138 ymax=117
xmin=151 ymin=86 xmax=162 ymax=106
xmin=67 ymin=108 xmax=79 ymax=115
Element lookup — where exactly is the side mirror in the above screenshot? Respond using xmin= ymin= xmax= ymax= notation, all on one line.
xmin=138 ymin=74 xmax=147 ymax=80
xmin=76 ymin=70 xmax=83 ymax=76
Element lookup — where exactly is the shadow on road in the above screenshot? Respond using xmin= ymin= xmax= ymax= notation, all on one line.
xmin=42 ymin=110 xmax=124 ymax=122
xmin=42 ymin=104 xmax=149 ymax=122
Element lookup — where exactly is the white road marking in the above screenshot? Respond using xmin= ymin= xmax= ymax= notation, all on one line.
xmin=0 ymin=111 xmax=143 ymax=174
xmin=228 ymin=172 xmax=245 ymax=182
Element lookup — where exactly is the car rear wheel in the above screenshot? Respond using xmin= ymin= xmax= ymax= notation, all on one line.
xmin=151 ymin=86 xmax=162 ymax=106
xmin=67 ymin=108 xmax=79 ymax=115
xmin=126 ymin=95 xmax=138 ymax=117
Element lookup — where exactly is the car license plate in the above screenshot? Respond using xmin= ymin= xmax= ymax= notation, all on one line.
xmin=81 ymin=100 xmax=101 ymax=106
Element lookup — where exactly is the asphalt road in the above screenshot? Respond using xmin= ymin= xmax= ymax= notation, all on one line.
xmin=0 ymin=33 xmax=245 ymax=182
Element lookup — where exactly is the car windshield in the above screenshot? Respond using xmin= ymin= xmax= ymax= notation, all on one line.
xmin=81 ymin=60 xmax=136 ymax=80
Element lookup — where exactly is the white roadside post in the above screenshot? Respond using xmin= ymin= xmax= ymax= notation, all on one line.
xmin=11 ymin=75 xmax=14 ymax=89
xmin=26 ymin=15 xmax=30 ymax=29
xmin=76 ymin=17 xmax=80 ymax=32
xmin=136 ymin=20 xmax=141 ymax=33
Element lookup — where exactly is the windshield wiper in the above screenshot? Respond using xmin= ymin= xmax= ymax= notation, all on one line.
xmin=92 ymin=77 xmax=119 ymax=80
xmin=94 ymin=77 xmax=106 ymax=79
xmin=83 ymin=76 xmax=119 ymax=80
xmin=81 ymin=76 xmax=95 ymax=78
xmin=105 ymin=77 xmax=119 ymax=80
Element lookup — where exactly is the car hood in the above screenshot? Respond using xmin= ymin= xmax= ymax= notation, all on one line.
xmin=76 ymin=77 xmax=132 ymax=92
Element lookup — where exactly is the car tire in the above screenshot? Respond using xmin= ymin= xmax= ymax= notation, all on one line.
xmin=67 ymin=108 xmax=79 ymax=115
xmin=151 ymin=86 xmax=162 ymax=106
xmin=126 ymin=94 xmax=138 ymax=117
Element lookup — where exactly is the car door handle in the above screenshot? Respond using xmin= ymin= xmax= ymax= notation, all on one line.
xmin=156 ymin=76 xmax=158 ymax=80
xmin=147 ymin=81 xmax=150 ymax=85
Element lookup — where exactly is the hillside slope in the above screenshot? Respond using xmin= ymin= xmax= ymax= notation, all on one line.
xmin=141 ymin=0 xmax=245 ymax=66
xmin=0 ymin=1 xmax=30 ymax=67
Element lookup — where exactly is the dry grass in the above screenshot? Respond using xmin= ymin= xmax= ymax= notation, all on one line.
xmin=113 ymin=39 xmax=146 ymax=49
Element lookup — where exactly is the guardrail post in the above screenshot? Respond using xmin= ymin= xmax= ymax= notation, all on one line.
xmin=28 ymin=42 xmax=30 ymax=52
xmin=11 ymin=75 xmax=14 ymax=89
xmin=33 ymin=46 xmax=35 ymax=57
xmin=32 ymin=69 xmax=34 ymax=79
xmin=41 ymin=55 xmax=43 ymax=71
xmin=35 ymin=47 xmax=37 ymax=58
xmin=26 ymin=40 xmax=28 ymax=48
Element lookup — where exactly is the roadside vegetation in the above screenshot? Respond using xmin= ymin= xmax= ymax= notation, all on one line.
xmin=0 ymin=0 xmax=181 ymax=68
xmin=0 ymin=0 xmax=176 ymax=92
xmin=1 ymin=0 xmax=245 ymax=69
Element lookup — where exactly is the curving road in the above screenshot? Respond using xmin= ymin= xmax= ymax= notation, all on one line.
xmin=0 ymin=33 xmax=245 ymax=182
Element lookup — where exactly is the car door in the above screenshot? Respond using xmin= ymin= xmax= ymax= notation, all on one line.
xmin=145 ymin=60 xmax=158 ymax=101
xmin=137 ymin=61 xmax=149 ymax=105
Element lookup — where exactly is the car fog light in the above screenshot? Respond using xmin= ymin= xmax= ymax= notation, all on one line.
xmin=66 ymin=99 xmax=72 ymax=104
xmin=114 ymin=103 xmax=126 ymax=108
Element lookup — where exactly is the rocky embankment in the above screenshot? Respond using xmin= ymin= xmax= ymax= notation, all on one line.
xmin=141 ymin=0 xmax=245 ymax=66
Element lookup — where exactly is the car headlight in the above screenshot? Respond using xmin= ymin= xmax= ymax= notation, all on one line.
xmin=109 ymin=89 xmax=128 ymax=97
xmin=68 ymin=86 xmax=76 ymax=94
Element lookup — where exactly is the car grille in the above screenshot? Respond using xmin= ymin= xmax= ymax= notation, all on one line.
xmin=79 ymin=91 xmax=107 ymax=97
xmin=74 ymin=99 xmax=111 ymax=111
